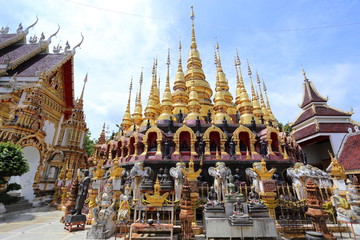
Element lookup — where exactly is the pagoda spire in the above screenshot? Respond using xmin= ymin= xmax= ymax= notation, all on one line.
xmin=97 ymin=123 xmax=106 ymax=145
xmin=172 ymin=41 xmax=189 ymax=115
xmin=256 ymin=71 xmax=269 ymax=123
xmin=248 ymin=61 xmax=263 ymax=124
xmin=234 ymin=52 xmax=254 ymax=124
xmin=185 ymin=6 xmax=213 ymax=116
xmin=213 ymin=84 xmax=232 ymax=124
xmin=121 ymin=78 xmax=133 ymax=131
xmin=263 ymin=78 xmax=275 ymax=122
xmin=299 ymin=67 xmax=327 ymax=109
xmin=184 ymin=62 xmax=204 ymax=122
xmin=214 ymin=42 xmax=236 ymax=115
xmin=132 ymin=70 xmax=143 ymax=127
xmin=74 ymin=73 xmax=87 ymax=110
xmin=143 ymin=60 xmax=161 ymax=127
xmin=158 ymin=49 xmax=174 ymax=121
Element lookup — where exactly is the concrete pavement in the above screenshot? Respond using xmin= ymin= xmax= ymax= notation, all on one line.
xmin=0 ymin=206 xmax=87 ymax=240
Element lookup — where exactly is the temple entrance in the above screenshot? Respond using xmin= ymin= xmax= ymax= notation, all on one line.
xmin=9 ymin=146 xmax=40 ymax=203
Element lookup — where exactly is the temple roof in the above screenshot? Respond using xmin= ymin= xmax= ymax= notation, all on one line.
xmin=0 ymin=33 xmax=25 ymax=50
xmin=300 ymin=78 xmax=327 ymax=109
xmin=338 ymin=129 xmax=360 ymax=172
xmin=6 ymin=53 xmax=71 ymax=77
xmin=292 ymin=105 xmax=352 ymax=126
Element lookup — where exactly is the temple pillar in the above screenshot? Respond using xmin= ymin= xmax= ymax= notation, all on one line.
xmin=267 ymin=139 xmax=275 ymax=155
xmin=204 ymin=140 xmax=210 ymax=156
xmin=155 ymin=139 xmax=162 ymax=158
xmin=173 ymin=139 xmax=180 ymax=156
xmin=190 ymin=139 xmax=197 ymax=156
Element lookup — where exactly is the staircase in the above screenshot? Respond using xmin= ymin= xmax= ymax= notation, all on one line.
xmin=4 ymin=192 xmax=33 ymax=213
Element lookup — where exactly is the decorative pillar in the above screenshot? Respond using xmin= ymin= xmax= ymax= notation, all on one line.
xmin=182 ymin=157 xmax=202 ymax=235
xmin=253 ymin=159 xmax=278 ymax=219
xmin=305 ymin=178 xmax=335 ymax=239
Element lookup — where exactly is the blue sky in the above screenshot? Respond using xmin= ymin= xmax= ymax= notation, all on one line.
xmin=2 ymin=0 xmax=360 ymax=139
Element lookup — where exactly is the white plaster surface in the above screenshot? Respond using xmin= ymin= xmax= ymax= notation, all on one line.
xmin=43 ymin=120 xmax=56 ymax=146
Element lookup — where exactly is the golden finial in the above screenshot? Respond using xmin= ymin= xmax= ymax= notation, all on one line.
xmin=181 ymin=157 xmax=202 ymax=181
xmin=253 ymin=158 xmax=276 ymax=180
xmin=213 ymin=46 xmax=218 ymax=67
xmin=247 ymin=60 xmax=252 ymax=76
xmin=178 ymin=40 xmax=182 ymax=69
xmin=132 ymin=71 xmax=144 ymax=126
xmin=262 ymin=77 xmax=275 ymax=122
xmin=121 ymin=78 xmax=133 ymax=130
xmin=190 ymin=6 xmax=195 ymax=20
xmin=158 ymin=48 xmax=174 ymax=121
xmin=328 ymin=150 xmax=346 ymax=179
xmin=110 ymin=162 xmax=124 ymax=179
xmin=190 ymin=6 xmax=197 ymax=49
xmin=144 ymin=177 xmax=169 ymax=207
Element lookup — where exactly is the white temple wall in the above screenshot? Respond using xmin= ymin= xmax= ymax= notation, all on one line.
xmin=9 ymin=146 xmax=40 ymax=203
xmin=43 ymin=120 xmax=56 ymax=146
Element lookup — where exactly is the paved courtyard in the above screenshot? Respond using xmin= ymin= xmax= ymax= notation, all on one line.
xmin=0 ymin=207 xmax=87 ymax=240
xmin=0 ymin=206 xmax=358 ymax=240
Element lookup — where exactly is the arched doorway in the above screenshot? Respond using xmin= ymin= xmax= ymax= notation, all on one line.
xmin=10 ymin=146 xmax=40 ymax=203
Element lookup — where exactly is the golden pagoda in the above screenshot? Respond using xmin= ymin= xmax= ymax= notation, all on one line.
xmin=144 ymin=177 xmax=169 ymax=207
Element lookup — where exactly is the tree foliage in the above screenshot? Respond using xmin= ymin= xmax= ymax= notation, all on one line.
xmin=0 ymin=142 xmax=29 ymax=184
xmin=83 ymin=131 xmax=95 ymax=156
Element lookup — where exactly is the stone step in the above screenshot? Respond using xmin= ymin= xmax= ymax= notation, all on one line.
xmin=4 ymin=197 xmax=33 ymax=213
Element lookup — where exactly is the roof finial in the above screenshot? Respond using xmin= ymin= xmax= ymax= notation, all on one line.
xmin=190 ymin=6 xmax=197 ymax=49
xmin=79 ymin=72 xmax=88 ymax=101
xmin=71 ymin=33 xmax=84 ymax=53
xmin=301 ymin=65 xmax=308 ymax=81
xmin=23 ymin=16 xmax=39 ymax=35
xmin=46 ymin=24 xmax=60 ymax=44
xmin=247 ymin=59 xmax=252 ymax=76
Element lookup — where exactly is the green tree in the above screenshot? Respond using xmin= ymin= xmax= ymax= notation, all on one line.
xmin=83 ymin=131 xmax=95 ymax=156
xmin=0 ymin=142 xmax=29 ymax=184
xmin=0 ymin=142 xmax=29 ymax=204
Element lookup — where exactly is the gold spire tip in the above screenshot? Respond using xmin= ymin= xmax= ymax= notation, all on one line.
xmin=190 ymin=6 xmax=195 ymax=20
xmin=247 ymin=60 xmax=252 ymax=76
xmin=167 ymin=48 xmax=170 ymax=66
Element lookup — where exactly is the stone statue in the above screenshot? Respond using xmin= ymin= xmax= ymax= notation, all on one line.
xmin=207 ymin=109 xmax=212 ymax=123
xmin=250 ymin=116 xmax=256 ymax=132
xmin=168 ymin=116 xmax=174 ymax=133
xmin=170 ymin=162 xmax=186 ymax=201
xmin=74 ymin=170 xmax=91 ymax=215
xmin=117 ymin=194 xmax=131 ymax=223
xmin=260 ymin=140 xmax=267 ymax=157
xmin=229 ymin=196 xmax=250 ymax=224
xmin=222 ymin=117 xmax=228 ymax=134
xmin=87 ymin=181 xmax=116 ymax=239
xmin=229 ymin=138 xmax=235 ymax=158
xmin=146 ymin=119 xmax=151 ymax=130
xmin=236 ymin=111 xmax=240 ymax=124
xmin=164 ymin=139 xmax=170 ymax=159
xmin=332 ymin=188 xmax=360 ymax=223
xmin=196 ymin=116 xmax=201 ymax=135
xmin=208 ymin=162 xmax=231 ymax=202
xmin=129 ymin=163 xmax=144 ymax=200
xmin=226 ymin=175 xmax=236 ymax=195
xmin=206 ymin=186 xmax=219 ymax=206
xmin=346 ymin=183 xmax=360 ymax=215
xmin=286 ymin=163 xmax=307 ymax=200
xmin=198 ymin=139 xmax=205 ymax=156
xmin=234 ymin=168 xmax=242 ymax=185
xmin=178 ymin=110 xmax=183 ymax=123
xmin=160 ymin=167 xmax=173 ymax=190
xmin=248 ymin=187 xmax=260 ymax=202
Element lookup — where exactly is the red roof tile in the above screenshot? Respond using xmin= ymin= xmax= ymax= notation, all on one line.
xmin=293 ymin=123 xmax=318 ymax=141
xmin=339 ymin=133 xmax=360 ymax=171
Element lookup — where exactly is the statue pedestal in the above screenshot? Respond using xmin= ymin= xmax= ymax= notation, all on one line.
xmin=64 ymin=214 xmax=86 ymax=232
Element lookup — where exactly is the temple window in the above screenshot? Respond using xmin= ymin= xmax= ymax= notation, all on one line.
xmin=179 ymin=131 xmax=191 ymax=152
xmin=238 ymin=132 xmax=250 ymax=154
xmin=209 ymin=131 xmax=220 ymax=153
xmin=270 ymin=132 xmax=279 ymax=152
